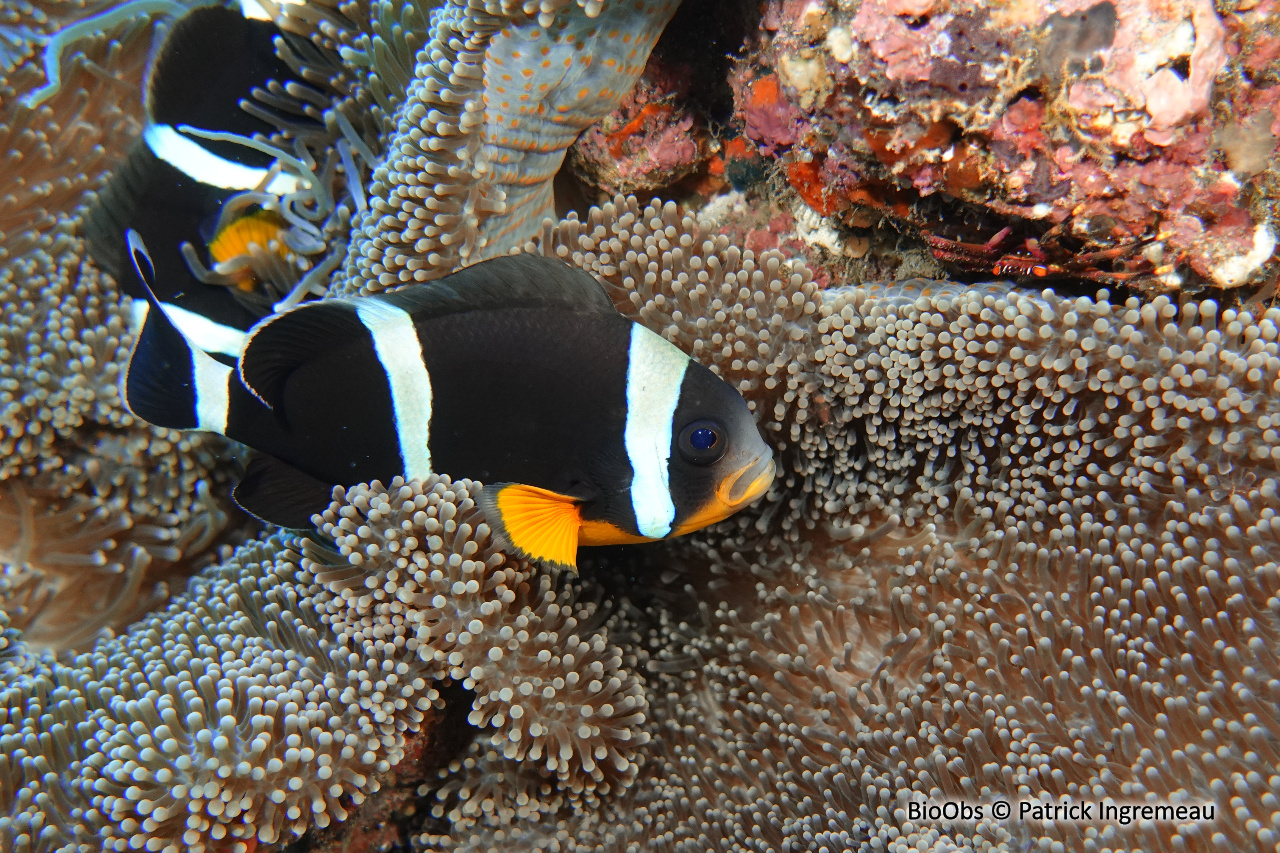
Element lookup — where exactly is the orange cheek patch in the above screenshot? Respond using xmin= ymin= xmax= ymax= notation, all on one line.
xmin=673 ymin=457 xmax=775 ymax=537
xmin=671 ymin=495 xmax=736 ymax=538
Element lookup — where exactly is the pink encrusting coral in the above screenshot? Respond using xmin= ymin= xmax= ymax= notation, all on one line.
xmin=568 ymin=55 xmax=709 ymax=198
xmin=738 ymin=72 xmax=801 ymax=152
xmin=742 ymin=0 xmax=1279 ymax=291
xmin=849 ymin=0 xmax=962 ymax=85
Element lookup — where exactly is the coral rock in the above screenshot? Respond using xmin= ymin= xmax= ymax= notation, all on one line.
xmin=568 ymin=56 xmax=708 ymax=198
xmin=742 ymin=0 xmax=1279 ymax=290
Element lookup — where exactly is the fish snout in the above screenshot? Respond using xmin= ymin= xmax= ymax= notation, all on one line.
xmin=718 ymin=448 xmax=775 ymax=508
xmin=670 ymin=446 xmax=776 ymax=538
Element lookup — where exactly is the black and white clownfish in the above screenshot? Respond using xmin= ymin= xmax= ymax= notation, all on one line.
xmin=122 ymin=236 xmax=776 ymax=570
xmin=84 ymin=3 xmax=310 ymax=359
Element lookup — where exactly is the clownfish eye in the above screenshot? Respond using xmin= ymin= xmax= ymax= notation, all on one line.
xmin=678 ymin=419 xmax=726 ymax=465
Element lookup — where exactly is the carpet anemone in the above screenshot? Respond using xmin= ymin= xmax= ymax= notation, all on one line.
xmin=2 ymin=1 xmax=1278 ymax=852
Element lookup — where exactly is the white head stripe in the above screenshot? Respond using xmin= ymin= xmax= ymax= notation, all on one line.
xmin=624 ymin=325 xmax=689 ymax=539
xmin=355 ymin=300 xmax=433 ymax=480
xmin=192 ymin=349 xmax=232 ymax=434
xmin=144 ymin=124 xmax=298 ymax=193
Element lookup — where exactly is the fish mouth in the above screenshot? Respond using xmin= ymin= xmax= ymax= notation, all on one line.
xmin=671 ymin=449 xmax=776 ymax=537
xmin=718 ymin=451 xmax=776 ymax=508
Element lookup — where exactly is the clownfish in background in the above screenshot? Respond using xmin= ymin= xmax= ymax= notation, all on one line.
xmin=84 ymin=3 xmax=311 ymax=359
xmin=122 ymin=236 xmax=776 ymax=570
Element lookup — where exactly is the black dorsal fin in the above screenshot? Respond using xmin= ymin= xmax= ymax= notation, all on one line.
xmin=121 ymin=231 xmax=205 ymax=431
xmin=378 ymin=254 xmax=617 ymax=320
xmin=147 ymin=5 xmax=293 ymax=165
xmin=83 ymin=140 xmax=154 ymax=282
xmin=233 ymin=453 xmax=335 ymax=529
xmin=238 ymin=300 xmax=365 ymax=409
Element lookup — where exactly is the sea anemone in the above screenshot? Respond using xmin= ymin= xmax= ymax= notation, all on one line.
xmin=327 ymin=0 xmax=680 ymax=294
xmin=0 ymin=476 xmax=650 ymax=852
xmin=421 ymin=196 xmax=1280 ymax=852
xmin=0 ymin=3 xmax=239 ymax=649
xmin=3 ymin=1 xmax=1280 ymax=851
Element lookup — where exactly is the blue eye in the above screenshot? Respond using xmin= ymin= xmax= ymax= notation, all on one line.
xmin=678 ymin=419 xmax=726 ymax=464
xmin=690 ymin=427 xmax=717 ymax=450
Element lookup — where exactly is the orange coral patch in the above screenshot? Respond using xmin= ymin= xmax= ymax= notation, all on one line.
xmin=843 ymin=183 xmax=915 ymax=221
xmin=863 ymin=120 xmax=957 ymax=169
xmin=724 ymin=136 xmax=752 ymax=160
xmin=787 ymin=159 xmax=847 ymax=217
xmin=748 ymin=75 xmax=782 ymax=114
xmin=604 ymin=102 xmax=674 ymax=157
xmin=942 ymin=141 xmax=984 ymax=192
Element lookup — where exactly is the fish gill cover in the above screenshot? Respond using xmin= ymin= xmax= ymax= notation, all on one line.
xmin=1 ymin=1 xmax=1279 ymax=853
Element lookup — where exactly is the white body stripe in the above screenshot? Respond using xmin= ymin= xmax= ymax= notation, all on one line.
xmin=624 ymin=325 xmax=689 ymax=539
xmin=132 ymin=300 xmax=248 ymax=357
xmin=164 ymin=302 xmax=248 ymax=357
xmin=239 ymin=0 xmax=272 ymax=20
xmin=144 ymin=124 xmax=298 ymax=193
xmin=136 ymin=300 xmax=233 ymax=433
xmin=355 ymin=299 xmax=434 ymax=480
xmin=192 ymin=349 xmax=232 ymax=434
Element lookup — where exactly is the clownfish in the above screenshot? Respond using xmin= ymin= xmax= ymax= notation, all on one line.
xmin=122 ymin=236 xmax=776 ymax=570
xmin=84 ymin=4 xmax=308 ymax=358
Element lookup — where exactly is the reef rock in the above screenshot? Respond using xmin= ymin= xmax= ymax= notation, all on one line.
xmin=743 ymin=0 xmax=1279 ymax=290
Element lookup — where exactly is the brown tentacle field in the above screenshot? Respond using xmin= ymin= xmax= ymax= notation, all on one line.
xmin=0 ymin=1 xmax=244 ymax=651
xmin=2 ymin=1 xmax=1280 ymax=852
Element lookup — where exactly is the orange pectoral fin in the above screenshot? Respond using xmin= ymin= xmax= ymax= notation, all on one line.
xmin=478 ymin=483 xmax=582 ymax=570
